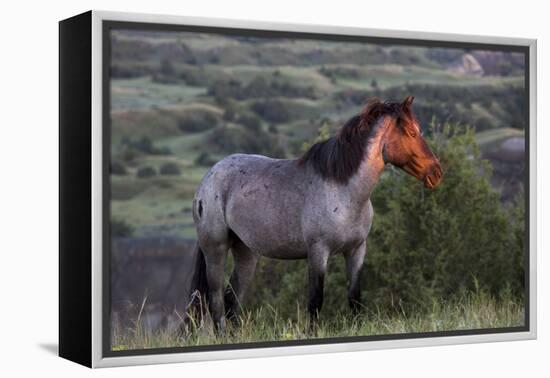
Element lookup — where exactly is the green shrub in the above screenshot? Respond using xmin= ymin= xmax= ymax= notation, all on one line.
xmin=223 ymin=108 xmax=236 ymax=122
xmin=251 ymin=100 xmax=291 ymax=123
xmin=371 ymin=79 xmax=378 ymax=89
xmin=159 ymin=162 xmax=181 ymax=175
xmin=207 ymin=125 xmax=285 ymax=158
xmin=178 ymin=66 xmax=204 ymax=86
xmin=160 ymin=58 xmax=175 ymax=76
xmin=238 ymin=114 xmax=262 ymax=132
xmin=208 ymin=76 xmax=317 ymax=103
xmin=121 ymin=136 xmax=172 ymax=156
xmin=151 ymin=73 xmax=179 ymax=85
xmin=111 ymin=161 xmax=127 ymax=175
xmin=111 ymin=219 xmax=134 ymax=237
xmin=195 ymin=152 xmax=218 ymax=167
xmin=136 ymin=166 xmax=157 ymax=179
xmin=319 ymin=66 xmax=361 ymax=79
xmin=360 ymin=124 xmax=524 ymax=309
xmin=111 ymin=63 xmax=153 ymax=78
xmin=177 ymin=110 xmax=220 ymax=133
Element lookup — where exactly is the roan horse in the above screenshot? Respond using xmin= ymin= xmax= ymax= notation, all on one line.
xmin=186 ymin=96 xmax=442 ymax=333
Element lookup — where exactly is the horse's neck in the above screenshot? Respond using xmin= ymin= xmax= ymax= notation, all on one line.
xmin=347 ymin=117 xmax=390 ymax=204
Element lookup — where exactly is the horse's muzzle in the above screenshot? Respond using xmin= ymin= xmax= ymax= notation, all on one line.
xmin=424 ymin=164 xmax=442 ymax=189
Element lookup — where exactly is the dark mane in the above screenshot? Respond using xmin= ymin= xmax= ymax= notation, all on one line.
xmin=299 ymin=99 xmax=404 ymax=184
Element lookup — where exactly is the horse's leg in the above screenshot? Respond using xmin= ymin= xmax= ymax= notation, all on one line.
xmin=344 ymin=241 xmax=367 ymax=314
xmin=307 ymin=244 xmax=330 ymax=324
xmin=224 ymin=240 xmax=259 ymax=324
xmin=203 ymin=242 xmax=229 ymax=334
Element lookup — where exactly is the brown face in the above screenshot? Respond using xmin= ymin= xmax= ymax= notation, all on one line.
xmin=383 ymin=96 xmax=442 ymax=189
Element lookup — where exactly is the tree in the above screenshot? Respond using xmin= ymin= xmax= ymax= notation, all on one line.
xmin=300 ymin=120 xmax=332 ymax=152
xmin=195 ymin=152 xmax=217 ymax=167
xmin=160 ymin=58 xmax=175 ymax=76
xmin=136 ymin=166 xmax=157 ymax=179
xmin=371 ymin=79 xmax=378 ymax=89
xmin=363 ymin=124 xmax=524 ymax=310
xmin=159 ymin=162 xmax=181 ymax=175
xmin=245 ymin=122 xmax=525 ymax=318
xmin=111 ymin=219 xmax=134 ymax=237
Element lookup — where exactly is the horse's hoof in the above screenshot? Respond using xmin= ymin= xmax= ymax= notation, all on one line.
xmin=214 ymin=317 xmax=227 ymax=337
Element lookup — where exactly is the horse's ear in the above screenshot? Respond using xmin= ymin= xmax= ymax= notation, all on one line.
xmin=402 ymin=96 xmax=414 ymax=109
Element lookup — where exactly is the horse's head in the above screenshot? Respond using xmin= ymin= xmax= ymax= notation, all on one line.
xmin=383 ymin=96 xmax=442 ymax=188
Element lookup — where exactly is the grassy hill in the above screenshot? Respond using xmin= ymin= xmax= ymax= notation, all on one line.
xmin=109 ymin=29 xmax=526 ymax=240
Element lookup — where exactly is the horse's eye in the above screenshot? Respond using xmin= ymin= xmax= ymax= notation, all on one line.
xmin=410 ymin=131 xmax=417 ymax=138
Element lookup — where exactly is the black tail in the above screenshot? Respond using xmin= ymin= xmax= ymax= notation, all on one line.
xmin=188 ymin=242 xmax=209 ymax=322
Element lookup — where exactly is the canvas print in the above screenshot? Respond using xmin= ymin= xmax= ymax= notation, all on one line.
xmin=107 ymin=26 xmax=527 ymax=352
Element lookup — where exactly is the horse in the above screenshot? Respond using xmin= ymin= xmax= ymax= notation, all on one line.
xmin=186 ymin=96 xmax=442 ymax=333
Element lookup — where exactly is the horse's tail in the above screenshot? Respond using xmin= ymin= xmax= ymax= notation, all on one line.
xmin=186 ymin=242 xmax=209 ymax=325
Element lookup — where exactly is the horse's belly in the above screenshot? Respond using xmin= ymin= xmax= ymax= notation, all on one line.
xmin=225 ymin=174 xmax=308 ymax=259
xmin=232 ymin=223 xmax=308 ymax=259
xmin=257 ymin=244 xmax=308 ymax=260
xmin=227 ymin=207 xmax=307 ymax=258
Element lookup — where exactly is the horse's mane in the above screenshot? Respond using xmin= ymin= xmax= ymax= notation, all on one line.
xmin=299 ymin=98 xmax=405 ymax=184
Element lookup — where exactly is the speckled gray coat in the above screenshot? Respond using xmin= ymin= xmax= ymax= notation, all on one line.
xmin=191 ymin=117 xmax=392 ymax=331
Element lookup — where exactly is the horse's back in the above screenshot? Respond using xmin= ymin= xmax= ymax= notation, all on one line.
xmin=195 ymin=153 xmax=290 ymax=197
xmin=194 ymin=153 xmax=310 ymax=257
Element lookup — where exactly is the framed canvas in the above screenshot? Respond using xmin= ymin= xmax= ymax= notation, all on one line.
xmin=59 ymin=10 xmax=537 ymax=368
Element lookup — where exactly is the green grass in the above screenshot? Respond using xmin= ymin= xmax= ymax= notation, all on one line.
xmin=111 ymin=289 xmax=524 ymax=351
xmin=110 ymin=160 xmax=206 ymax=238
xmin=112 ymin=77 xmax=208 ymax=111
xmin=156 ymin=129 xmax=215 ymax=159
xmin=221 ymin=65 xmax=335 ymax=90
xmin=111 ymin=177 xmax=198 ymax=238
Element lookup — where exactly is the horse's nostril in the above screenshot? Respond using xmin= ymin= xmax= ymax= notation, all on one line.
xmin=425 ymin=164 xmax=442 ymax=188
